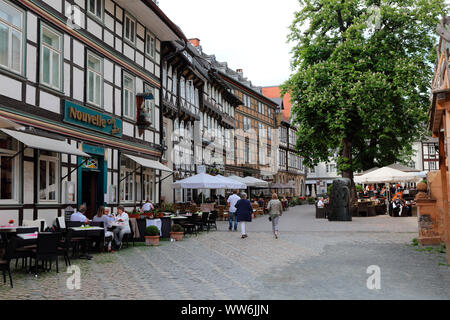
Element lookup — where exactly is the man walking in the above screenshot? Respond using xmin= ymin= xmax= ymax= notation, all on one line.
xmin=227 ymin=190 xmax=241 ymax=231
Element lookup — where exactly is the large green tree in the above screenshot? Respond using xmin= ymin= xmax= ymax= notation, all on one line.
xmin=283 ymin=0 xmax=446 ymax=202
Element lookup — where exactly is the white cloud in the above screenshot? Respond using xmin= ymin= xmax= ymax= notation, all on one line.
xmin=159 ymin=0 xmax=300 ymax=86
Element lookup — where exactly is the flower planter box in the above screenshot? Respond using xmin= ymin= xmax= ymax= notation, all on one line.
xmin=145 ymin=236 xmax=160 ymax=246
xmin=170 ymin=232 xmax=184 ymax=241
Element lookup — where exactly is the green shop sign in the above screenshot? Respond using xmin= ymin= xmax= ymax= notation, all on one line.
xmin=63 ymin=101 xmax=122 ymax=137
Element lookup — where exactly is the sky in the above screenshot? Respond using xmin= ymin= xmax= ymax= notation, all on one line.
xmin=159 ymin=0 xmax=301 ymax=87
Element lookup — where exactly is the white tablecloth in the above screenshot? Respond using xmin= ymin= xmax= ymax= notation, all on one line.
xmin=146 ymin=219 xmax=162 ymax=236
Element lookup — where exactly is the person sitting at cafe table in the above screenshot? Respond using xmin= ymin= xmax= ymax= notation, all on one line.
xmin=392 ymin=189 xmax=403 ymax=201
xmin=113 ymin=205 xmax=131 ymax=250
xmin=93 ymin=206 xmax=114 ymax=252
xmin=141 ymin=199 xmax=154 ymax=213
xmin=105 ymin=207 xmax=115 ymax=222
xmin=317 ymin=197 xmax=325 ymax=208
xmin=71 ymin=205 xmax=88 ymax=223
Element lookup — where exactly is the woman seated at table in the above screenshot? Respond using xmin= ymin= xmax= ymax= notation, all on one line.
xmin=93 ymin=206 xmax=114 ymax=252
xmin=141 ymin=199 xmax=154 ymax=213
xmin=113 ymin=205 xmax=131 ymax=250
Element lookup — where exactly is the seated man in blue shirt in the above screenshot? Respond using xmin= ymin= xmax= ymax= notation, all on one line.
xmin=71 ymin=205 xmax=88 ymax=223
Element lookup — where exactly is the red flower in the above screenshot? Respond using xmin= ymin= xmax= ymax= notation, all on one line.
xmin=8 ymin=219 xmax=14 ymax=224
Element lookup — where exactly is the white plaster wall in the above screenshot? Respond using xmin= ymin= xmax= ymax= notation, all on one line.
xmin=104 ymin=29 xmax=114 ymax=47
xmin=104 ymin=83 xmax=113 ymax=113
xmin=123 ymin=121 xmax=133 ymax=137
xmin=37 ymin=209 xmax=59 ymax=228
xmin=26 ymin=85 xmax=36 ymax=106
xmin=40 ymin=91 xmax=60 ymax=114
xmin=115 ymin=37 xmax=122 ymax=53
xmin=72 ymin=40 xmax=85 ymax=68
xmin=26 ymin=44 xmax=36 ymax=82
xmin=87 ymin=17 xmax=102 ymax=39
xmin=0 ymin=211 xmax=19 ymax=225
xmin=64 ymin=62 xmax=71 ymax=97
xmin=0 ymin=74 xmax=21 ymax=100
xmin=105 ymin=0 xmax=114 ymax=14
xmin=115 ymin=6 xmax=123 ymax=21
xmin=114 ymin=88 xmax=121 ymax=116
xmin=23 ymin=209 xmax=34 ymax=222
xmin=43 ymin=0 xmax=62 ymax=12
xmin=23 ymin=161 xmax=34 ymax=204
xmin=114 ymin=65 xmax=122 ymax=87
xmin=123 ymin=43 xmax=134 ymax=60
xmin=73 ymin=68 xmax=84 ymax=101
xmin=26 ymin=12 xmax=37 ymax=43
xmin=64 ymin=34 xmax=71 ymax=61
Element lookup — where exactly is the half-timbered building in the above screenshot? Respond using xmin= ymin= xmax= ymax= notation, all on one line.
xmin=0 ymin=0 xmax=184 ymax=224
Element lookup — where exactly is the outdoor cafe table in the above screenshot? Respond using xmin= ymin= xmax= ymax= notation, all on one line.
xmin=70 ymin=226 xmax=104 ymax=259
xmin=16 ymin=233 xmax=38 ymax=240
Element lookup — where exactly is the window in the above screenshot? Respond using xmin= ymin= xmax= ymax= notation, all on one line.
xmin=123 ymin=73 xmax=135 ymax=119
xmin=40 ymin=25 xmax=62 ymax=90
xmin=144 ymin=83 xmax=155 ymax=127
xmin=39 ymin=150 xmax=59 ymax=202
xmin=143 ymin=169 xmax=154 ymax=202
xmin=145 ymin=32 xmax=155 ymax=58
xmin=124 ymin=14 xmax=135 ymax=44
xmin=268 ymin=127 xmax=271 ymax=140
xmin=87 ymin=52 xmax=103 ymax=107
xmin=87 ymin=0 xmax=103 ymax=20
xmin=0 ymin=132 xmax=18 ymax=201
xmin=120 ymin=156 xmax=135 ymax=202
xmin=0 ymin=0 xmax=23 ymax=74
xmin=244 ymin=141 xmax=250 ymax=164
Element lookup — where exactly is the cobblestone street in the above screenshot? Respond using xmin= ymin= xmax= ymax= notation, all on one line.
xmin=1 ymin=205 xmax=449 ymax=300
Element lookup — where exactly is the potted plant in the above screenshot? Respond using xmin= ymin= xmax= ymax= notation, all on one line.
xmin=128 ymin=209 xmax=141 ymax=219
xmin=170 ymin=224 xmax=184 ymax=241
xmin=145 ymin=226 xmax=160 ymax=246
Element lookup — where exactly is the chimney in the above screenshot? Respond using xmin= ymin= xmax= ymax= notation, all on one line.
xmin=236 ymin=69 xmax=243 ymax=76
xmin=189 ymin=38 xmax=201 ymax=47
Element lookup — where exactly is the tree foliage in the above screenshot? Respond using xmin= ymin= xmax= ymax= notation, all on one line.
xmin=283 ymin=0 xmax=446 ymax=182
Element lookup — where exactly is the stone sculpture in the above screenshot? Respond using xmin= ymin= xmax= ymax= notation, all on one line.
xmin=328 ymin=178 xmax=352 ymax=221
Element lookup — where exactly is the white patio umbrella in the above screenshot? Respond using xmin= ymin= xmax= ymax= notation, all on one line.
xmin=172 ymin=173 xmax=246 ymax=189
xmin=215 ymin=175 xmax=247 ymax=189
xmin=311 ymin=184 xmax=316 ymax=198
xmin=242 ymin=176 xmax=269 ymax=187
xmin=306 ymin=186 xmax=311 ymax=197
xmin=354 ymin=166 xmax=420 ymax=184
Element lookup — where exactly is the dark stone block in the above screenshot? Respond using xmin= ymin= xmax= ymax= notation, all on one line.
xmin=328 ymin=178 xmax=352 ymax=222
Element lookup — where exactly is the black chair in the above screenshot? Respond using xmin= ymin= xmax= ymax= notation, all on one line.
xmin=207 ymin=211 xmax=218 ymax=231
xmin=196 ymin=212 xmax=210 ymax=232
xmin=122 ymin=220 xmax=135 ymax=248
xmin=181 ymin=216 xmax=197 ymax=236
xmin=57 ymin=228 xmax=75 ymax=267
xmin=89 ymin=222 xmax=107 ymax=252
xmin=30 ymin=232 xmax=61 ymax=277
xmin=0 ymin=237 xmax=16 ymax=287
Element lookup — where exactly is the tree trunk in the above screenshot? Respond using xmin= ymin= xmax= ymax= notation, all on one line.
xmin=342 ymin=138 xmax=357 ymax=206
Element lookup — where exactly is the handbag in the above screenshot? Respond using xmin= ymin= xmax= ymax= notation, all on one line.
xmin=268 ymin=216 xmax=272 ymax=222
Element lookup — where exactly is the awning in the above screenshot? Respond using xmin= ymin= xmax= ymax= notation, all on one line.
xmin=0 ymin=116 xmax=23 ymax=129
xmin=1 ymin=129 xmax=90 ymax=157
xmin=124 ymin=154 xmax=172 ymax=173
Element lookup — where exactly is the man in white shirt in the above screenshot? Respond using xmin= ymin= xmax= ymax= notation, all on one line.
xmin=113 ymin=205 xmax=131 ymax=250
xmin=141 ymin=200 xmax=154 ymax=213
xmin=70 ymin=205 xmax=88 ymax=223
xmin=227 ymin=190 xmax=241 ymax=231
xmin=317 ymin=197 xmax=325 ymax=208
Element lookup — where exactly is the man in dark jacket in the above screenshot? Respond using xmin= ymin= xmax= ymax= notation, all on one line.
xmin=235 ymin=192 xmax=253 ymax=239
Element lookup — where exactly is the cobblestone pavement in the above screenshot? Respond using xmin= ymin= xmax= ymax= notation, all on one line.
xmin=1 ymin=205 xmax=449 ymax=300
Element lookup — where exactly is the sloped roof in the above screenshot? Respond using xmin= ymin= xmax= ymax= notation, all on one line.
xmin=261 ymin=86 xmax=292 ymax=122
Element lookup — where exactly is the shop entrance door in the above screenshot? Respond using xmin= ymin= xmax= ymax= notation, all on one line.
xmin=82 ymin=171 xmax=101 ymax=219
